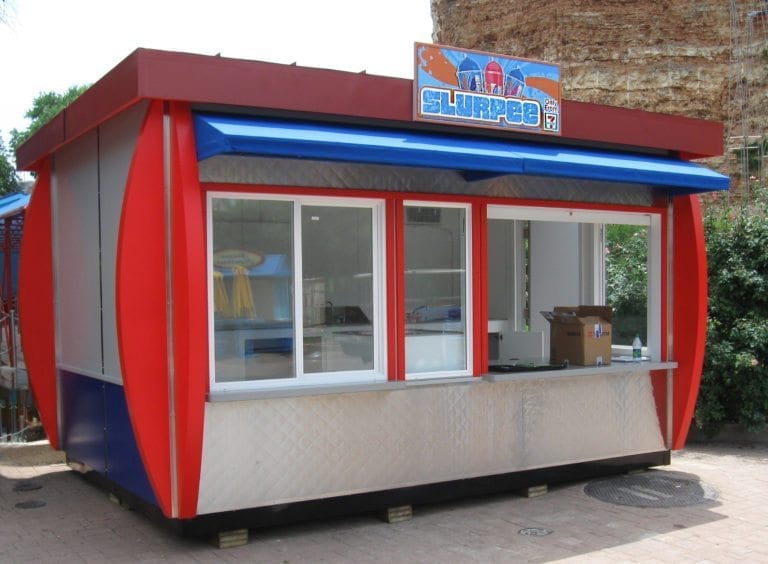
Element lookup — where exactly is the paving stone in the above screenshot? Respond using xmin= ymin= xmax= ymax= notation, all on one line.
xmin=1 ymin=440 xmax=768 ymax=562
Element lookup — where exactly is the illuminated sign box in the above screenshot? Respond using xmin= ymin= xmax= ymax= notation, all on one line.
xmin=414 ymin=43 xmax=562 ymax=135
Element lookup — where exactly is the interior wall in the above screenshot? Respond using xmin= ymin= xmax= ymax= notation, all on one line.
xmin=529 ymin=221 xmax=582 ymax=358
xmin=487 ymin=220 xmax=515 ymax=321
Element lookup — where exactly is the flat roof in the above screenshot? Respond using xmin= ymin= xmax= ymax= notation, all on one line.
xmin=16 ymin=48 xmax=725 ymax=171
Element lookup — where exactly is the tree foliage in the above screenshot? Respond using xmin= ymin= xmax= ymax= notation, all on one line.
xmin=9 ymin=85 xmax=89 ymax=154
xmin=605 ymin=224 xmax=648 ymax=344
xmin=0 ymin=0 xmax=11 ymax=25
xmin=0 ymin=135 xmax=18 ymax=196
xmin=696 ymin=196 xmax=768 ymax=435
xmin=604 ymin=193 xmax=768 ymax=436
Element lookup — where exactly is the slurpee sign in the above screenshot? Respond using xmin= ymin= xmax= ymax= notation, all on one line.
xmin=414 ymin=43 xmax=562 ymax=135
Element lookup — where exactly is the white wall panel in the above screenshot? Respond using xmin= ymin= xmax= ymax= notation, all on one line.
xmin=53 ymin=131 xmax=102 ymax=375
xmin=98 ymin=102 xmax=148 ymax=382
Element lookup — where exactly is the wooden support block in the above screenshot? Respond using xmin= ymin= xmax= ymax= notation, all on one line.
xmin=107 ymin=493 xmax=134 ymax=510
xmin=212 ymin=528 xmax=249 ymax=549
xmin=381 ymin=505 xmax=413 ymax=523
xmin=518 ymin=484 xmax=548 ymax=498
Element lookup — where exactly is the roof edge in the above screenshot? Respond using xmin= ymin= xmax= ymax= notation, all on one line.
xmin=16 ymin=48 xmax=727 ymax=170
xmin=15 ymin=49 xmax=145 ymax=171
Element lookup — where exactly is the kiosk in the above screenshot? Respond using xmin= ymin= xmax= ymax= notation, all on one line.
xmin=16 ymin=46 xmax=729 ymax=536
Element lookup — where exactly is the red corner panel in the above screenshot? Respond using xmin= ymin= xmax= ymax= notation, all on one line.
xmin=18 ymin=160 xmax=59 ymax=449
xmin=671 ymin=194 xmax=708 ymax=449
xmin=169 ymin=102 xmax=207 ymax=518
xmin=385 ymin=198 xmax=400 ymax=381
xmin=115 ymin=100 xmax=173 ymax=516
xmin=473 ymin=203 xmax=488 ymax=375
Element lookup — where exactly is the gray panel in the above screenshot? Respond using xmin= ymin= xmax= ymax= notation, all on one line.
xmin=529 ymin=221 xmax=582 ymax=357
xmin=53 ymin=131 xmax=102 ymax=375
xmin=199 ymin=155 xmax=656 ymax=207
xmin=98 ymin=102 xmax=149 ymax=382
xmin=197 ymin=371 xmax=664 ymax=514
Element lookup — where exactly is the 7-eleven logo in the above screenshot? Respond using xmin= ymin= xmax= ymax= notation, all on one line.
xmin=544 ymin=113 xmax=559 ymax=131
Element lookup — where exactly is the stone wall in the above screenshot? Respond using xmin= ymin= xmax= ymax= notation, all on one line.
xmin=431 ymin=0 xmax=768 ymax=168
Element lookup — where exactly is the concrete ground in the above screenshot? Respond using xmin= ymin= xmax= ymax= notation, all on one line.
xmin=1 ymin=439 xmax=767 ymax=563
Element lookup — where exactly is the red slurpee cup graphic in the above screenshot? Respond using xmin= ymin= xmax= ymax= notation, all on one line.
xmin=484 ymin=60 xmax=504 ymax=95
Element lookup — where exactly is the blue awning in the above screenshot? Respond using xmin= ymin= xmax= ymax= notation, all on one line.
xmin=193 ymin=113 xmax=730 ymax=194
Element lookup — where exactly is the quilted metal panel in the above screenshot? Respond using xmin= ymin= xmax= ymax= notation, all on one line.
xmin=199 ymin=155 xmax=654 ymax=206
xmin=197 ymin=370 xmax=663 ymax=514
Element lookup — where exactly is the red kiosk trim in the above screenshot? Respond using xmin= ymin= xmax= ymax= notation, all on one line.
xmin=116 ymin=100 xmax=173 ymax=516
xmin=16 ymin=49 xmax=725 ymax=173
xmin=14 ymin=49 xmax=728 ymax=525
xmin=17 ymin=159 xmax=57 ymax=449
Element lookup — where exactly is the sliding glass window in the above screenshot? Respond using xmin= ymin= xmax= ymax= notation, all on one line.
xmin=486 ymin=205 xmax=661 ymax=364
xmin=208 ymin=194 xmax=385 ymax=391
xmin=404 ymin=203 xmax=472 ymax=378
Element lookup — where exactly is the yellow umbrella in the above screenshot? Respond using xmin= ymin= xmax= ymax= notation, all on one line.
xmin=231 ymin=264 xmax=257 ymax=318
xmin=212 ymin=270 xmax=231 ymax=316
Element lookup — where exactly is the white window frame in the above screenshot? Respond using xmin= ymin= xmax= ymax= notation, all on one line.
xmin=207 ymin=192 xmax=387 ymax=391
xmin=487 ymin=205 xmax=662 ymax=361
xmin=404 ymin=201 xmax=473 ymax=380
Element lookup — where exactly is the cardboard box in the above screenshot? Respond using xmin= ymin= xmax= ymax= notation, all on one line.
xmin=541 ymin=306 xmax=612 ymax=367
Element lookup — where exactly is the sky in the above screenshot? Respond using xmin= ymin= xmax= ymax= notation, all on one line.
xmin=0 ymin=0 xmax=433 ymax=149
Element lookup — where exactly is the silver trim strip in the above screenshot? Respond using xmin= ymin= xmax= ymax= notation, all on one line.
xmin=50 ymin=157 xmax=64 ymax=448
xmin=207 ymin=363 xmax=678 ymax=402
xmin=163 ymin=105 xmax=179 ymax=518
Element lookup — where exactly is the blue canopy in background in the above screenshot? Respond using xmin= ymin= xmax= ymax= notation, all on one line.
xmin=0 ymin=192 xmax=30 ymax=300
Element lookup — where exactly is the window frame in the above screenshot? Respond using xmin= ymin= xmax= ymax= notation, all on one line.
xmin=403 ymin=200 xmax=474 ymax=380
xmin=487 ymin=204 xmax=662 ymax=361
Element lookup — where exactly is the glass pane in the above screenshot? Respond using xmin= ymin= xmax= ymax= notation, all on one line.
xmin=405 ymin=206 xmax=467 ymax=374
xmin=211 ymin=198 xmax=294 ymax=382
xmin=302 ymin=205 xmax=374 ymax=373
xmin=605 ymin=224 xmax=648 ymax=347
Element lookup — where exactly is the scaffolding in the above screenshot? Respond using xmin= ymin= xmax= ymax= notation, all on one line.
xmin=0 ymin=197 xmax=32 ymax=442
xmin=728 ymin=0 xmax=768 ymax=205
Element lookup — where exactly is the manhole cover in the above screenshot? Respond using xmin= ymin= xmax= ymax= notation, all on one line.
xmin=518 ymin=527 xmax=553 ymax=536
xmin=13 ymin=481 xmax=42 ymax=492
xmin=15 ymin=500 xmax=46 ymax=509
xmin=584 ymin=472 xmax=718 ymax=508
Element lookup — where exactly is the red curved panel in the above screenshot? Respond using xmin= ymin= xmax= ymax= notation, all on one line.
xmin=671 ymin=194 xmax=708 ymax=449
xmin=116 ymin=100 xmax=173 ymax=516
xmin=18 ymin=161 xmax=58 ymax=449
xmin=168 ymin=102 xmax=207 ymax=518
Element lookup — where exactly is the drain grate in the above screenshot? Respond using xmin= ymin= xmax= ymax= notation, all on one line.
xmin=518 ymin=527 xmax=553 ymax=536
xmin=15 ymin=500 xmax=46 ymax=509
xmin=13 ymin=481 xmax=42 ymax=492
xmin=584 ymin=471 xmax=718 ymax=508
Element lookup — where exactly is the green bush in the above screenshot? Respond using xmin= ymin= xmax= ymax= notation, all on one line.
xmin=696 ymin=201 xmax=768 ymax=435
xmin=605 ymin=224 xmax=648 ymax=345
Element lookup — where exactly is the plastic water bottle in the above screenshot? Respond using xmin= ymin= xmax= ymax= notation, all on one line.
xmin=632 ymin=335 xmax=642 ymax=360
